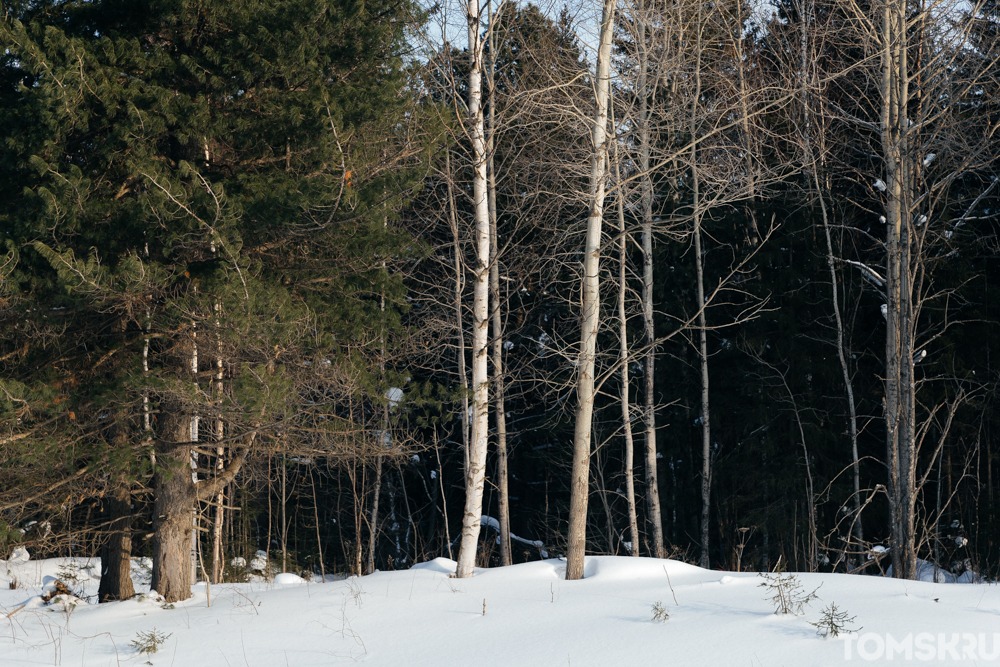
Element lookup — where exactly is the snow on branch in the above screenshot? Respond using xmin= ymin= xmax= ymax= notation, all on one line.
xmin=840 ymin=259 xmax=886 ymax=288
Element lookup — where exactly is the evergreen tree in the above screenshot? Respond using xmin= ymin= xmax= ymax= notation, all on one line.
xmin=1 ymin=0 xmax=427 ymax=601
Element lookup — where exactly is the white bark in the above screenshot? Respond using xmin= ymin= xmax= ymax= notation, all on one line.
xmin=455 ymin=0 xmax=492 ymax=579
xmin=566 ymin=0 xmax=616 ymax=581
xmin=635 ymin=0 xmax=665 ymax=559
xmin=189 ymin=320 xmax=200 ymax=583
xmin=694 ymin=202 xmax=711 ymax=571
xmin=612 ymin=131 xmax=640 ymax=557
xmin=211 ymin=301 xmax=226 ymax=584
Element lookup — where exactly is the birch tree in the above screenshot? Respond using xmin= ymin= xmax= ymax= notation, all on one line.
xmin=835 ymin=0 xmax=1000 ymax=577
xmin=455 ymin=0 xmax=493 ymax=579
xmin=616 ymin=0 xmax=671 ymax=559
xmin=566 ymin=0 xmax=617 ymax=581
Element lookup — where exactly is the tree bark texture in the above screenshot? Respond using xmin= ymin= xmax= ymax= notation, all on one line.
xmin=456 ymin=0 xmax=492 ymax=579
xmin=880 ymin=0 xmax=918 ymax=580
xmin=97 ymin=480 xmax=135 ymax=602
xmin=566 ymin=0 xmax=616 ymax=581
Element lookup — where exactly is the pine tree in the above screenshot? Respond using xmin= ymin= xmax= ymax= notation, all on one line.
xmin=1 ymin=0 xmax=427 ymax=601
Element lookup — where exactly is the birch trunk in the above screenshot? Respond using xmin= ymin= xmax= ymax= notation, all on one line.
xmin=636 ymin=1 xmax=665 ymax=558
xmin=455 ymin=0 xmax=492 ymax=578
xmin=566 ymin=0 xmax=616 ymax=581
xmin=612 ymin=132 xmax=640 ymax=556
xmin=694 ymin=207 xmax=711 ymax=570
xmin=211 ymin=302 xmax=226 ymax=583
xmin=189 ymin=320 xmax=200 ymax=584
xmin=687 ymin=5 xmax=712 ymax=571
xmin=366 ymin=454 xmax=383 ymax=575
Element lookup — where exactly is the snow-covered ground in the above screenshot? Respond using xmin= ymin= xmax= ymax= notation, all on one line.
xmin=2 ymin=554 xmax=999 ymax=665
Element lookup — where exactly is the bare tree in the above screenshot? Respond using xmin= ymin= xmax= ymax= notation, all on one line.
xmin=793 ymin=0 xmax=866 ymax=555
xmin=617 ymin=0 xmax=669 ymax=559
xmin=455 ymin=0 xmax=493 ymax=578
xmin=566 ymin=0 xmax=617 ymax=581
xmin=835 ymin=0 xmax=1000 ymax=578
xmin=610 ymin=101 xmax=641 ymax=556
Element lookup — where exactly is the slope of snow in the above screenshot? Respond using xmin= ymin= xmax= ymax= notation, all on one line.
xmin=1 ymin=555 xmax=998 ymax=665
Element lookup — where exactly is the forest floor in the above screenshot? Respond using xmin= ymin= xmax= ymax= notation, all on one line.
xmin=1 ymin=553 xmax=998 ymax=665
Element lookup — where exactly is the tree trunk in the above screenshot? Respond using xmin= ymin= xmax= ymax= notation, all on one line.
xmin=151 ymin=410 xmax=249 ymax=601
xmin=151 ymin=414 xmax=197 ymax=602
xmin=366 ymin=454 xmax=383 ymax=574
xmin=490 ymin=192 xmax=512 ymax=568
xmin=881 ymin=0 xmax=918 ymax=580
xmin=486 ymin=22 xmax=512 ymax=566
xmin=210 ymin=302 xmax=226 ymax=584
xmin=566 ymin=0 xmax=616 ymax=581
xmin=694 ymin=211 xmax=712 ymax=570
xmin=611 ymin=117 xmax=640 ymax=557
xmin=690 ymin=6 xmax=711 ymax=570
xmin=636 ymin=3 xmax=665 ymax=559
xmin=455 ymin=0 xmax=492 ymax=578
xmin=97 ymin=480 xmax=135 ymax=602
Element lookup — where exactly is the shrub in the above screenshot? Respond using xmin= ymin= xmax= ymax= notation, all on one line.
xmin=131 ymin=628 xmax=171 ymax=655
xmin=758 ymin=571 xmax=820 ymax=615
xmin=811 ymin=603 xmax=859 ymax=638
xmin=651 ymin=600 xmax=670 ymax=623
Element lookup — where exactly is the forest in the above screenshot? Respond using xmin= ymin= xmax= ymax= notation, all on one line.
xmin=1 ymin=0 xmax=999 ymax=603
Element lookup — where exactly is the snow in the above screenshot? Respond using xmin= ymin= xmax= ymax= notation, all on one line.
xmin=886 ymin=559 xmax=981 ymax=584
xmin=249 ymin=551 xmax=268 ymax=572
xmin=385 ymin=386 xmax=404 ymax=407
xmin=2 ymin=554 xmax=1000 ymax=665
xmin=536 ymin=332 xmax=552 ymax=356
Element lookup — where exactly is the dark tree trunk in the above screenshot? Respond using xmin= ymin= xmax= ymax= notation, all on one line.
xmin=151 ymin=415 xmax=197 ymax=603
xmin=97 ymin=481 xmax=135 ymax=602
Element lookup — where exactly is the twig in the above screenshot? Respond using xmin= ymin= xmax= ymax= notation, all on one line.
xmin=662 ymin=566 xmax=678 ymax=606
xmin=5 ymin=602 xmax=27 ymax=618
